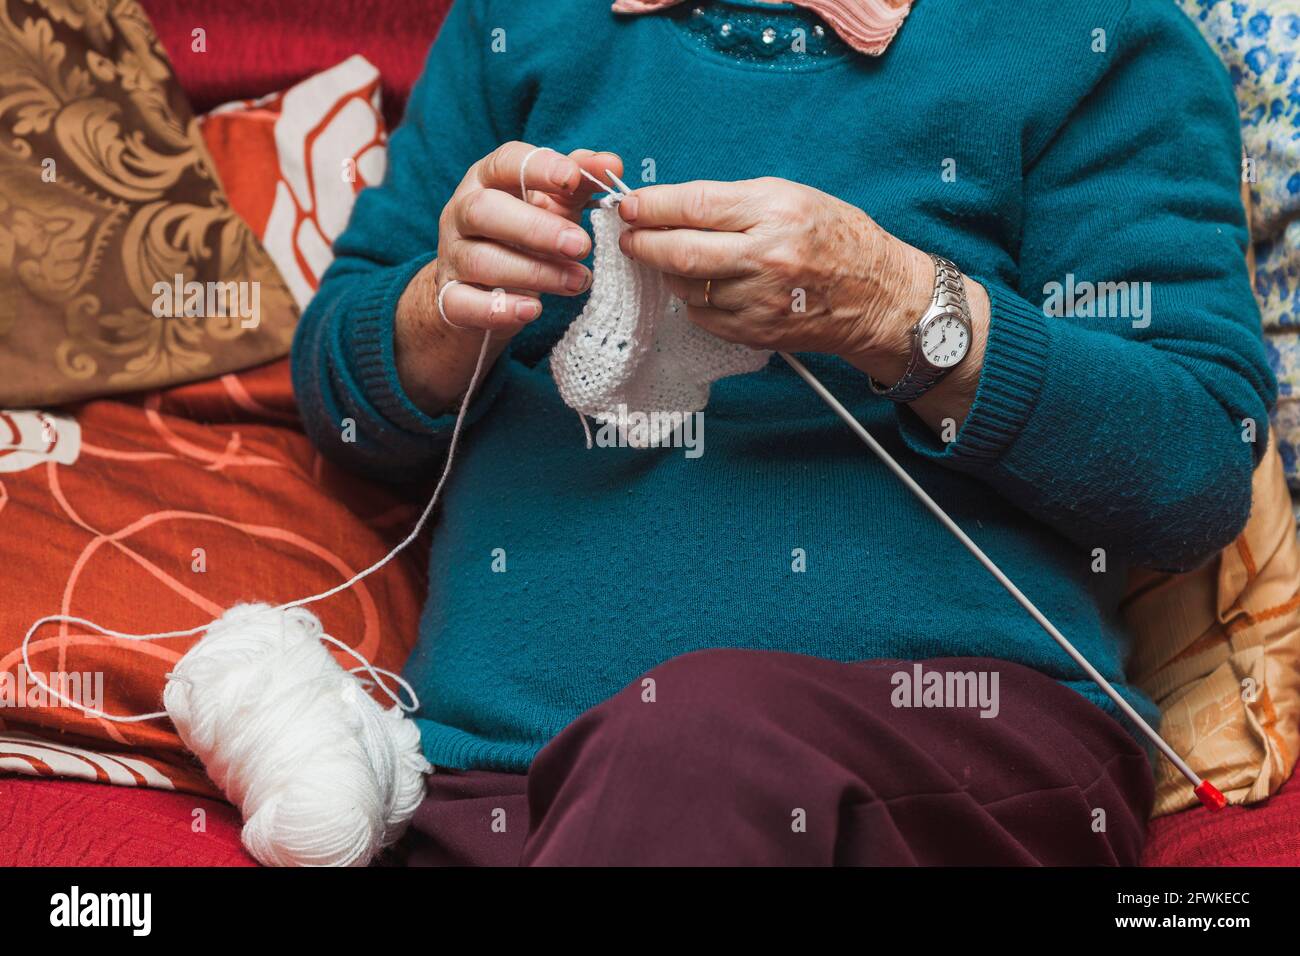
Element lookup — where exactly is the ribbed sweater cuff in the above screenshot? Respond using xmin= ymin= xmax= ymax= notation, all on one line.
xmin=897 ymin=278 xmax=1051 ymax=469
xmin=343 ymin=255 xmax=509 ymax=437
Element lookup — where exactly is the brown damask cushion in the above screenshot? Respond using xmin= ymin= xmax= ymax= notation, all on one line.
xmin=0 ymin=0 xmax=297 ymax=405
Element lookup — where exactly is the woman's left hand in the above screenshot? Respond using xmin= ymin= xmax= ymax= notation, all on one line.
xmin=617 ymin=177 xmax=931 ymax=360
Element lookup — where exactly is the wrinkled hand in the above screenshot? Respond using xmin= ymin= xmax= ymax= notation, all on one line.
xmin=394 ymin=142 xmax=622 ymax=415
xmin=431 ymin=142 xmax=624 ymax=331
xmin=617 ymin=177 xmax=930 ymax=358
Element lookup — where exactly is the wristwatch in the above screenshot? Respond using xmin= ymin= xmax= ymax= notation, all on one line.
xmin=868 ymin=254 xmax=972 ymax=403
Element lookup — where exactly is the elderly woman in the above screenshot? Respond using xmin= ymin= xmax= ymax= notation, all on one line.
xmin=292 ymin=0 xmax=1273 ymax=866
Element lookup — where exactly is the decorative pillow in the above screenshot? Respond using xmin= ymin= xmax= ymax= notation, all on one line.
xmin=1178 ymin=0 xmax=1300 ymax=500
xmin=0 ymin=63 xmax=403 ymax=798
xmin=198 ymin=55 xmax=387 ymax=310
xmin=1126 ymin=432 xmax=1300 ymax=817
xmin=0 ymin=0 xmax=298 ymax=406
xmin=1142 ymin=764 xmax=1300 ymax=866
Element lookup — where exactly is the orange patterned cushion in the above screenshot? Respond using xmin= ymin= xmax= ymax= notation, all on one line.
xmin=0 ymin=371 xmax=427 ymax=797
xmin=1125 ymin=433 xmax=1300 ymax=816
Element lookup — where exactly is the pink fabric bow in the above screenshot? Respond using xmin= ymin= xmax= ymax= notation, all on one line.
xmin=611 ymin=0 xmax=914 ymax=57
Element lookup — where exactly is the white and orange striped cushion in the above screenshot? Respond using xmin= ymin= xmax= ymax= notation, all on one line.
xmin=200 ymin=55 xmax=388 ymax=309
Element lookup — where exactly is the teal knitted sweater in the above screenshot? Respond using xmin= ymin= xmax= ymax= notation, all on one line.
xmin=292 ymin=0 xmax=1275 ymax=771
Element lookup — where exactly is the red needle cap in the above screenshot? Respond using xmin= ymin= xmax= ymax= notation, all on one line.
xmin=1195 ymin=780 xmax=1227 ymax=811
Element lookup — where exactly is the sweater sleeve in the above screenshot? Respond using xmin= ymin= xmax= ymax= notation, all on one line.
xmin=895 ymin=1 xmax=1276 ymax=572
xmin=291 ymin=0 xmax=517 ymax=482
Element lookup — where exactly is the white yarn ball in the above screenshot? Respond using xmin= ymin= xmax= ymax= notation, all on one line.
xmin=163 ymin=603 xmax=431 ymax=867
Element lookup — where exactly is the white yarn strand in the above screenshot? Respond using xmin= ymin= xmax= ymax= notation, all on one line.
xmin=436 ymin=277 xmax=470 ymax=330
xmin=518 ymin=144 xmax=553 ymax=207
xmin=21 ymin=331 xmax=493 ymax=722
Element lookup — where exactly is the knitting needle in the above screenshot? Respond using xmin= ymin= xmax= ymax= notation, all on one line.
xmin=578 ymin=168 xmax=623 ymax=206
xmin=595 ymin=169 xmax=1220 ymax=807
xmin=777 ymin=350 xmax=1226 ymax=812
xmin=605 ymin=169 xmax=635 ymax=196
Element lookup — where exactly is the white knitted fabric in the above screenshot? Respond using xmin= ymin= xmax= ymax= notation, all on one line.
xmin=550 ymin=199 xmax=772 ymax=446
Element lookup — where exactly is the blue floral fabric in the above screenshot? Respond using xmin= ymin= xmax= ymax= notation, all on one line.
xmin=1179 ymin=0 xmax=1300 ymax=510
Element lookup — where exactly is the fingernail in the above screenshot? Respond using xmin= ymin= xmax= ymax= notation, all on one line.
xmin=550 ymin=160 xmax=574 ymax=188
xmin=620 ymin=195 xmax=638 ymax=221
xmin=516 ymin=300 xmax=540 ymax=320
xmin=557 ymin=229 xmax=587 ymax=258
xmin=564 ymin=266 xmax=590 ymax=292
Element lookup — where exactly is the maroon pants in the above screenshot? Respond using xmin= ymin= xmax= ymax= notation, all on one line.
xmin=400 ymin=650 xmax=1153 ymax=866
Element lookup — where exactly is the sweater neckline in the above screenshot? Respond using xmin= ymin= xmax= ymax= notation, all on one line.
xmin=616 ymin=0 xmax=912 ymax=57
xmin=660 ymin=1 xmax=855 ymax=72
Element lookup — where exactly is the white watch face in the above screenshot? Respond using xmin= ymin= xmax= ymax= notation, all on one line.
xmin=920 ymin=313 xmax=969 ymax=369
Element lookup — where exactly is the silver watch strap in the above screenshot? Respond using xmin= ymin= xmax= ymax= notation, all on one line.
xmin=869 ymin=254 xmax=969 ymax=403
xmin=933 ymin=254 xmax=970 ymax=322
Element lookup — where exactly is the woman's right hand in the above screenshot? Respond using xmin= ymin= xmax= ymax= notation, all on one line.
xmin=434 ymin=142 xmax=624 ymax=329
xmin=395 ymin=143 xmax=624 ymax=413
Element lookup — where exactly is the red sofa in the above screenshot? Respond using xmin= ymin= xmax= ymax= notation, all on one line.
xmin=4 ymin=763 xmax=1298 ymax=866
